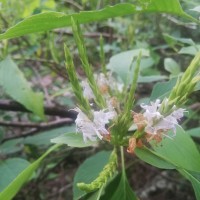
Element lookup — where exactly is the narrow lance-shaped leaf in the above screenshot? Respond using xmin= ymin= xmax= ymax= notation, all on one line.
xmin=0 ymin=144 xmax=60 ymax=200
xmin=0 ymin=158 xmax=30 ymax=192
xmin=0 ymin=1 xmax=198 ymax=40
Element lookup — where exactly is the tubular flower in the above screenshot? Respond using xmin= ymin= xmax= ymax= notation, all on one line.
xmin=75 ymin=108 xmax=116 ymax=142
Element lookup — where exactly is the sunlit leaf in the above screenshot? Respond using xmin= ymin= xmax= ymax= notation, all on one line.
xmin=0 ymin=1 xmax=198 ymax=40
xmin=0 ymin=57 xmax=44 ymax=119
xmin=22 ymin=0 xmax=40 ymax=18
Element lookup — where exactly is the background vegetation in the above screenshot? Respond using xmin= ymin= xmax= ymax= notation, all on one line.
xmin=0 ymin=0 xmax=200 ymax=199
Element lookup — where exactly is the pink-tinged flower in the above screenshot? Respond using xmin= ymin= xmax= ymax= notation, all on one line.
xmin=140 ymin=99 xmax=185 ymax=136
xmin=74 ymin=108 xmax=116 ymax=142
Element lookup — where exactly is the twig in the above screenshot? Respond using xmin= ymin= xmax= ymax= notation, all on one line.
xmin=162 ymin=14 xmax=197 ymax=29
xmin=13 ymin=57 xmax=68 ymax=79
xmin=188 ymin=102 xmax=200 ymax=110
xmin=0 ymin=118 xmax=73 ymax=128
xmin=54 ymin=29 xmax=125 ymax=40
xmin=0 ymin=99 xmax=77 ymax=119
xmin=32 ymin=67 xmax=53 ymax=106
xmin=63 ymin=0 xmax=83 ymax=10
xmin=1 ymin=118 xmax=74 ymax=142
xmin=0 ymin=13 xmax=8 ymax=28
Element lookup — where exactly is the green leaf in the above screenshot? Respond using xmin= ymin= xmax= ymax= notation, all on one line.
xmin=73 ymin=151 xmax=111 ymax=200
xmin=150 ymin=78 xmax=177 ymax=100
xmin=51 ymin=132 xmax=96 ymax=148
xmin=187 ymin=127 xmax=200 ymax=138
xmin=153 ymin=127 xmax=200 ymax=172
xmin=24 ymin=126 xmax=76 ymax=146
xmin=0 ymin=138 xmax=24 ymax=155
xmin=107 ymin=49 xmax=167 ymax=84
xmin=195 ymin=82 xmax=200 ymax=91
xmin=135 ymin=128 xmax=200 ymax=198
xmin=0 ymin=127 xmax=75 ymax=155
xmin=107 ymin=49 xmax=152 ymax=83
xmin=163 ymin=33 xmax=195 ymax=47
xmin=179 ymin=169 xmax=200 ymax=200
xmin=164 ymin=58 xmax=181 ymax=76
xmin=135 ymin=147 xmax=175 ymax=169
xmin=0 ymin=1 xmax=198 ymax=40
xmin=109 ymin=174 xmax=137 ymax=200
xmin=179 ymin=45 xmax=200 ymax=55
xmin=0 ymin=57 xmax=44 ymax=119
xmin=138 ymin=75 xmax=167 ymax=83
xmin=22 ymin=0 xmax=40 ymax=18
xmin=80 ymin=186 xmax=105 ymax=200
xmin=134 ymin=107 xmax=200 ymax=197
xmin=0 ymin=158 xmax=30 ymax=192
xmin=0 ymin=144 xmax=60 ymax=200
xmin=86 ymin=173 xmax=137 ymax=200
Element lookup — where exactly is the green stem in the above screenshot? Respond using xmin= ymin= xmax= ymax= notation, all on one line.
xmin=120 ymin=146 xmax=126 ymax=176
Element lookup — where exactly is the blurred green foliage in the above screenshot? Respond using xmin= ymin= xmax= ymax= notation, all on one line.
xmin=0 ymin=0 xmax=200 ymax=199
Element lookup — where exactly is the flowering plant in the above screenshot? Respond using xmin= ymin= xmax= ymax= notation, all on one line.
xmin=1 ymin=1 xmax=200 ymax=200
xmin=49 ymin=18 xmax=200 ymax=199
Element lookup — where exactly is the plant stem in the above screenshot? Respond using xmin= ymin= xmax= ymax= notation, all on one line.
xmin=120 ymin=146 xmax=126 ymax=176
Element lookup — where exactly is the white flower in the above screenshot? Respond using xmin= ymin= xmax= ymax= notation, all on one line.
xmin=141 ymin=99 xmax=162 ymax=129
xmin=93 ymin=110 xmax=116 ymax=137
xmin=140 ymin=99 xmax=185 ymax=136
xmin=74 ymin=108 xmax=116 ymax=142
xmin=81 ymin=80 xmax=95 ymax=100
xmin=75 ymin=108 xmax=98 ymax=142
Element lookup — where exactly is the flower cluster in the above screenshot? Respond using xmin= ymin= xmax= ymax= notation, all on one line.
xmin=75 ymin=108 xmax=116 ymax=142
xmin=128 ymin=98 xmax=186 ymax=153
xmin=77 ymin=79 xmax=186 ymax=148
xmin=75 ymin=73 xmax=119 ymax=142
xmin=140 ymin=99 xmax=185 ymax=137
